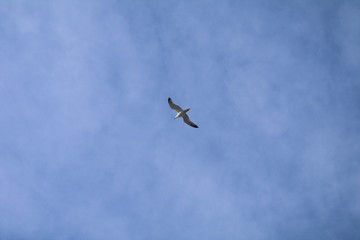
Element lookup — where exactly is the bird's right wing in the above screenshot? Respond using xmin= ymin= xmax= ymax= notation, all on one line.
xmin=168 ymin=98 xmax=183 ymax=113
xmin=182 ymin=114 xmax=199 ymax=128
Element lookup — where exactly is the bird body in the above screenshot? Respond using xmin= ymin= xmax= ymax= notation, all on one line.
xmin=168 ymin=98 xmax=198 ymax=128
xmin=174 ymin=108 xmax=190 ymax=119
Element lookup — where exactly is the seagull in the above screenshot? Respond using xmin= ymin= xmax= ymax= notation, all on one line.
xmin=168 ymin=97 xmax=199 ymax=128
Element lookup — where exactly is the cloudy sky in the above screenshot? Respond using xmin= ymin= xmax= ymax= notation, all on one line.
xmin=0 ymin=0 xmax=359 ymax=239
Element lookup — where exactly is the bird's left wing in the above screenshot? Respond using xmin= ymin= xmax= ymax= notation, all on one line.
xmin=168 ymin=97 xmax=183 ymax=112
xmin=182 ymin=114 xmax=199 ymax=128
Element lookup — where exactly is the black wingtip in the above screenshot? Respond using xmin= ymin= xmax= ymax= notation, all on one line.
xmin=194 ymin=125 xmax=199 ymax=128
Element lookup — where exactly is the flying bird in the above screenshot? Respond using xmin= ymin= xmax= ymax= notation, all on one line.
xmin=168 ymin=97 xmax=199 ymax=128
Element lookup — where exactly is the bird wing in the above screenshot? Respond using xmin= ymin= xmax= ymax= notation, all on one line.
xmin=182 ymin=113 xmax=199 ymax=128
xmin=168 ymin=97 xmax=183 ymax=113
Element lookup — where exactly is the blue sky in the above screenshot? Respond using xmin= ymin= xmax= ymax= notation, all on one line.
xmin=0 ymin=0 xmax=360 ymax=239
